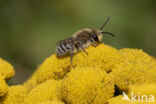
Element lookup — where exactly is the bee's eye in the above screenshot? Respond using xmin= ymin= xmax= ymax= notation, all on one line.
xmin=92 ymin=34 xmax=99 ymax=42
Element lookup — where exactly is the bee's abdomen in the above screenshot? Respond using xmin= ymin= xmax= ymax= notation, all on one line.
xmin=56 ymin=42 xmax=71 ymax=56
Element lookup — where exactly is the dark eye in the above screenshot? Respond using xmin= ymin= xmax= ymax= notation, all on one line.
xmin=92 ymin=34 xmax=99 ymax=41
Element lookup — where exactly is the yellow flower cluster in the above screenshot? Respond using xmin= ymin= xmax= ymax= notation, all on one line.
xmin=60 ymin=67 xmax=114 ymax=104
xmin=128 ymin=83 xmax=156 ymax=97
xmin=0 ymin=58 xmax=14 ymax=96
xmin=0 ymin=44 xmax=156 ymax=104
xmin=108 ymin=95 xmax=130 ymax=104
xmin=1 ymin=85 xmax=28 ymax=104
xmin=38 ymin=100 xmax=64 ymax=104
xmin=23 ymin=79 xmax=61 ymax=104
xmin=24 ymin=44 xmax=120 ymax=90
xmin=110 ymin=48 xmax=156 ymax=91
xmin=108 ymin=83 xmax=156 ymax=104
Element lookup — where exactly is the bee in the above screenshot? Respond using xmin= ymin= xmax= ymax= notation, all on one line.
xmin=56 ymin=17 xmax=114 ymax=63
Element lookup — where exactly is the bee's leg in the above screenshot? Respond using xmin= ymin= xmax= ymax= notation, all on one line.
xmin=92 ymin=43 xmax=97 ymax=47
xmin=90 ymin=38 xmax=97 ymax=47
xmin=91 ymin=44 xmax=96 ymax=47
xmin=70 ymin=48 xmax=74 ymax=64
xmin=81 ymin=46 xmax=88 ymax=55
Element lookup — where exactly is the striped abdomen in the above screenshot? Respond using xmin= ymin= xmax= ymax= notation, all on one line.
xmin=56 ymin=38 xmax=74 ymax=56
xmin=56 ymin=37 xmax=92 ymax=57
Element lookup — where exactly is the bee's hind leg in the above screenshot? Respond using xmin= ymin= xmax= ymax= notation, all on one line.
xmin=70 ymin=48 xmax=74 ymax=64
xmin=81 ymin=46 xmax=88 ymax=55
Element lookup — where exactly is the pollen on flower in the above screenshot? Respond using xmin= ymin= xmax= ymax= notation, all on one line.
xmin=1 ymin=85 xmax=28 ymax=104
xmin=38 ymin=100 xmax=64 ymax=104
xmin=128 ymin=83 xmax=156 ymax=97
xmin=0 ymin=58 xmax=15 ymax=79
xmin=107 ymin=95 xmax=131 ymax=104
xmin=119 ymin=48 xmax=156 ymax=66
xmin=110 ymin=49 xmax=156 ymax=91
xmin=60 ymin=67 xmax=114 ymax=104
xmin=22 ymin=79 xmax=61 ymax=104
xmin=0 ymin=58 xmax=15 ymax=96
xmin=0 ymin=74 xmax=8 ymax=96
xmin=24 ymin=44 xmax=120 ymax=89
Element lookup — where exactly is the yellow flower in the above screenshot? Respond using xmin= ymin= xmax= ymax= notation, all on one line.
xmin=128 ymin=83 xmax=156 ymax=97
xmin=1 ymin=43 xmax=156 ymax=104
xmin=22 ymin=79 xmax=61 ymax=104
xmin=119 ymin=48 xmax=156 ymax=66
xmin=0 ymin=58 xmax=15 ymax=96
xmin=108 ymin=95 xmax=131 ymax=104
xmin=107 ymin=94 xmax=156 ymax=104
xmin=0 ymin=58 xmax=15 ymax=79
xmin=110 ymin=48 xmax=156 ymax=91
xmin=38 ymin=100 xmax=64 ymax=104
xmin=126 ymin=83 xmax=156 ymax=104
xmin=0 ymin=74 xmax=8 ymax=96
xmin=60 ymin=67 xmax=114 ymax=104
xmin=24 ymin=44 xmax=120 ymax=90
xmin=1 ymin=85 xmax=28 ymax=104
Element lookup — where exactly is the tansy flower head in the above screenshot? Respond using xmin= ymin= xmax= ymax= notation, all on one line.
xmin=0 ymin=58 xmax=15 ymax=79
xmin=1 ymin=43 xmax=156 ymax=104
xmin=107 ymin=95 xmax=131 ymax=104
xmin=24 ymin=44 xmax=120 ymax=89
xmin=22 ymin=79 xmax=61 ymax=104
xmin=128 ymin=83 xmax=156 ymax=97
xmin=0 ymin=74 xmax=8 ymax=96
xmin=108 ymin=95 xmax=156 ymax=104
xmin=119 ymin=48 xmax=156 ymax=66
xmin=38 ymin=100 xmax=64 ymax=104
xmin=110 ymin=48 xmax=156 ymax=91
xmin=0 ymin=58 xmax=15 ymax=96
xmin=108 ymin=83 xmax=156 ymax=104
xmin=60 ymin=67 xmax=114 ymax=104
xmin=1 ymin=85 xmax=28 ymax=104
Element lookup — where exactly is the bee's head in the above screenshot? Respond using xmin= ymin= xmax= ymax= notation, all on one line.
xmin=90 ymin=30 xmax=102 ymax=43
xmin=92 ymin=33 xmax=100 ymax=42
xmin=96 ymin=17 xmax=115 ymax=42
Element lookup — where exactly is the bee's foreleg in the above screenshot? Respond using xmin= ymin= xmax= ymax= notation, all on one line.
xmin=92 ymin=43 xmax=97 ymax=47
xmin=81 ymin=46 xmax=88 ymax=55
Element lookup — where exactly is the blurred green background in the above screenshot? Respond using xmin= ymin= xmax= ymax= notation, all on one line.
xmin=0 ymin=0 xmax=156 ymax=85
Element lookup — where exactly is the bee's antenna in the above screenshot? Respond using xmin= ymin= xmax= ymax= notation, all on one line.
xmin=99 ymin=16 xmax=110 ymax=31
xmin=101 ymin=32 xmax=115 ymax=38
